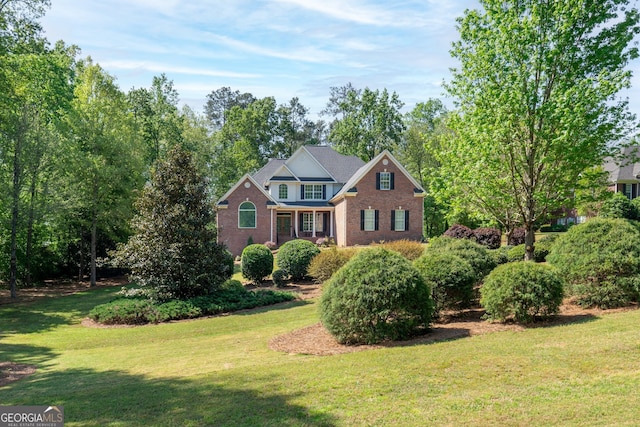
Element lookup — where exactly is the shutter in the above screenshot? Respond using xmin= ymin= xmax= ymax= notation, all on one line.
xmin=391 ymin=210 xmax=396 ymax=231
xmin=299 ymin=213 xmax=303 ymax=231
xmin=405 ymin=210 xmax=409 ymax=230
xmin=390 ymin=173 xmax=395 ymax=190
xmin=375 ymin=210 xmax=379 ymax=231
xmin=323 ymin=213 xmax=328 ymax=232
xmin=322 ymin=185 xmax=326 ymax=199
xmin=300 ymin=185 xmax=305 ymax=200
xmin=360 ymin=210 xmax=365 ymax=230
xmin=376 ymin=173 xmax=380 ymax=190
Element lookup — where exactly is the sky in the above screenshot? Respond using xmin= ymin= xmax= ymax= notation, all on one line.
xmin=39 ymin=0 xmax=640 ymax=121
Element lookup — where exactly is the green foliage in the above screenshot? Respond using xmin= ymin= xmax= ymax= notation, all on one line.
xmin=425 ymin=237 xmax=496 ymax=282
xmin=89 ymin=281 xmax=296 ymax=325
xmin=507 ymin=243 xmax=551 ymax=263
xmin=491 ymin=246 xmax=511 ymax=266
xmin=547 ymin=218 xmax=640 ymax=308
xmin=241 ymin=244 xmax=274 ymax=284
xmin=276 ymin=239 xmax=320 ymax=280
xmin=112 ymin=146 xmax=233 ymax=301
xmin=599 ymin=193 xmax=638 ymax=220
xmin=320 ymin=248 xmax=433 ymax=345
xmin=414 ymin=252 xmax=475 ymax=314
xmin=481 ymin=262 xmax=564 ymax=323
xmin=506 ymin=244 xmax=526 ymax=262
xmin=307 ymin=247 xmax=356 ymax=284
xmin=271 ymin=269 xmax=288 ymax=288
xmin=379 ymin=239 xmax=425 ymax=261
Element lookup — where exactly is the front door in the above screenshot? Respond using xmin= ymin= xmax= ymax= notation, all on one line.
xmin=277 ymin=215 xmax=291 ymax=237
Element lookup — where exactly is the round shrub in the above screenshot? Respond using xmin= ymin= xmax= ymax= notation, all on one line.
xmin=320 ymin=248 xmax=434 ymax=345
xmin=241 ymin=244 xmax=274 ymax=284
xmin=546 ymin=218 xmax=640 ymax=308
xmin=414 ymin=252 xmax=475 ymax=314
xmin=473 ymin=227 xmax=502 ymax=249
xmin=491 ymin=246 xmax=511 ymax=265
xmin=509 ymin=227 xmax=526 ymax=246
xmin=480 ymin=262 xmax=564 ymax=323
xmin=379 ymin=239 xmax=425 ymax=260
xmin=308 ymin=247 xmax=356 ymax=284
xmin=599 ymin=193 xmax=637 ymax=220
xmin=506 ymin=244 xmax=526 ymax=262
xmin=277 ymin=239 xmax=321 ymax=280
xmin=271 ymin=269 xmax=288 ymax=287
xmin=443 ymin=223 xmax=475 ymax=239
xmin=426 ymin=237 xmax=496 ymax=282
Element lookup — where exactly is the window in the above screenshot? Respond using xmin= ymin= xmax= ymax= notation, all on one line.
xmin=361 ymin=209 xmax=379 ymax=231
xmin=376 ymin=172 xmax=394 ymax=190
xmin=279 ymin=184 xmax=288 ymax=199
xmin=301 ymin=213 xmax=324 ymax=232
xmin=238 ymin=201 xmax=256 ymax=228
xmin=392 ymin=209 xmax=408 ymax=231
xmin=302 ymin=184 xmax=325 ymax=200
xmin=624 ymin=183 xmax=633 ymax=199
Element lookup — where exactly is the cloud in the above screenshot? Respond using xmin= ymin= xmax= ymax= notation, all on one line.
xmin=99 ymin=60 xmax=262 ymax=79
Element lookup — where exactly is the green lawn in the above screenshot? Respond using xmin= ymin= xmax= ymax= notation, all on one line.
xmin=1 ymin=285 xmax=640 ymax=426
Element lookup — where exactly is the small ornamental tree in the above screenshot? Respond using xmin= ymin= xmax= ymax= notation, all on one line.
xmin=277 ymin=239 xmax=320 ymax=280
xmin=113 ymin=146 xmax=233 ymax=301
xmin=241 ymin=244 xmax=274 ymax=284
xmin=443 ymin=224 xmax=475 ymax=240
xmin=473 ymin=227 xmax=502 ymax=249
xmin=320 ymin=248 xmax=433 ymax=345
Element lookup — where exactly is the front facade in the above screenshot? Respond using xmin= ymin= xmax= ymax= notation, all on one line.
xmin=217 ymin=146 xmax=426 ymax=256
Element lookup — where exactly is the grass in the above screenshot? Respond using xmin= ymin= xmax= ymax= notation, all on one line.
xmin=2 ymin=285 xmax=640 ymax=426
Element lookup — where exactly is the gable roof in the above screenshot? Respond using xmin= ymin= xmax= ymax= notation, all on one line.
xmin=330 ymin=150 xmax=426 ymax=202
xmin=216 ymin=173 xmax=275 ymax=206
xmin=604 ymin=146 xmax=640 ymax=183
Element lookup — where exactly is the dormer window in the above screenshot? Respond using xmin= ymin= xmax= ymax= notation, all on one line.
xmin=279 ymin=184 xmax=288 ymax=199
xmin=301 ymin=184 xmax=326 ymax=200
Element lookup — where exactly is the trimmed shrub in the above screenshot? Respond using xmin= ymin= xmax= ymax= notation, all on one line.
xmin=414 ymin=252 xmax=475 ymax=314
xmin=507 ymin=242 xmax=551 ymax=263
xmin=506 ymin=244 xmax=526 ymax=262
xmin=547 ymin=218 xmax=640 ymax=308
xmin=426 ymin=237 xmax=496 ymax=282
xmin=379 ymin=239 xmax=425 ymax=260
xmin=277 ymin=239 xmax=321 ymax=280
xmin=320 ymin=248 xmax=433 ymax=345
xmin=509 ymin=227 xmax=526 ymax=246
xmin=241 ymin=244 xmax=274 ymax=284
xmin=473 ymin=227 xmax=502 ymax=249
xmin=443 ymin=224 xmax=475 ymax=240
xmin=308 ymin=247 xmax=356 ymax=284
xmin=599 ymin=192 xmax=637 ymax=220
xmin=491 ymin=246 xmax=511 ymax=265
xmin=271 ymin=269 xmax=288 ymax=287
xmin=480 ymin=262 xmax=564 ymax=323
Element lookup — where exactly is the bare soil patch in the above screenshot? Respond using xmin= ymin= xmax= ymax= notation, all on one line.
xmin=0 ymin=362 xmax=37 ymax=387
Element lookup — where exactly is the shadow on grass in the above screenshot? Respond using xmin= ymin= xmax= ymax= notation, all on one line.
xmin=235 ymin=299 xmax=312 ymax=316
xmin=0 ymin=342 xmax=57 ymax=367
xmin=1 ymin=368 xmax=337 ymax=426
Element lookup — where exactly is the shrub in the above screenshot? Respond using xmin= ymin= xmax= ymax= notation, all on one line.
xmin=241 ymin=244 xmax=274 ymax=284
xmin=320 ymin=248 xmax=433 ymax=345
xmin=315 ymin=237 xmax=334 ymax=247
xmin=277 ymin=239 xmax=320 ymax=280
xmin=443 ymin=224 xmax=475 ymax=240
xmin=534 ymin=234 xmax=560 ymax=262
xmin=414 ymin=252 xmax=475 ymax=314
xmin=271 ymin=269 xmax=288 ymax=287
xmin=480 ymin=262 xmax=564 ymax=323
xmin=491 ymin=246 xmax=511 ymax=265
xmin=379 ymin=239 xmax=425 ymax=260
xmin=426 ymin=237 xmax=496 ymax=282
xmin=546 ymin=218 xmax=640 ymax=308
xmin=509 ymin=227 xmax=526 ymax=245
xmin=599 ymin=193 xmax=637 ymax=220
xmin=308 ymin=247 xmax=356 ymax=284
xmin=473 ymin=227 xmax=502 ymax=249
xmin=506 ymin=244 xmax=526 ymax=262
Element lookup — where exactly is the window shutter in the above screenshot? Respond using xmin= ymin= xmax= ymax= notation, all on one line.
xmin=405 ymin=210 xmax=409 ymax=230
xmin=360 ymin=210 xmax=365 ymax=230
xmin=299 ymin=213 xmax=304 ymax=231
xmin=391 ymin=210 xmax=395 ymax=231
xmin=390 ymin=173 xmax=395 ymax=190
xmin=376 ymin=173 xmax=380 ymax=190
xmin=322 ymin=185 xmax=326 ymax=199
xmin=300 ymin=185 xmax=305 ymax=200
xmin=375 ymin=210 xmax=379 ymax=231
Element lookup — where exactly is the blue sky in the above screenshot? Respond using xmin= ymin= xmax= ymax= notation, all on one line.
xmin=40 ymin=0 xmax=640 ymax=121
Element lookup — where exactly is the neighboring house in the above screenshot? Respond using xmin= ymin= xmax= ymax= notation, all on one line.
xmin=216 ymin=145 xmax=426 ymax=256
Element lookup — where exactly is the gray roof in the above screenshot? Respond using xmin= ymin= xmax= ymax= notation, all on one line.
xmin=252 ymin=159 xmax=286 ymax=186
xmin=604 ymin=146 xmax=640 ymax=183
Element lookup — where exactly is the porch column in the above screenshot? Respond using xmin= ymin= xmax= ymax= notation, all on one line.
xmin=312 ymin=210 xmax=317 ymax=238
xmin=270 ymin=209 xmax=274 ymax=243
xmin=329 ymin=210 xmax=334 ymax=237
xmin=294 ymin=210 xmax=299 ymax=238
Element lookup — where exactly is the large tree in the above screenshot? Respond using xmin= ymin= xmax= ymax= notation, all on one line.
xmin=444 ymin=0 xmax=640 ymax=260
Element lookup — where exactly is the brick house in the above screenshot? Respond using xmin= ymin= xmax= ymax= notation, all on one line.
xmin=216 ymin=145 xmax=426 ymax=256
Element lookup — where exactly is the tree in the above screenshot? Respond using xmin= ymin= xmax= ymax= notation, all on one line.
xmin=444 ymin=0 xmax=639 ymax=260
xmin=204 ymin=86 xmax=255 ymax=130
xmin=113 ymin=145 xmax=233 ymax=301
xmin=275 ymin=97 xmax=316 ymax=158
xmin=322 ymin=84 xmax=405 ymax=161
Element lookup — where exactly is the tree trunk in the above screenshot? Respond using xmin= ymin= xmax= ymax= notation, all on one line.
xmin=90 ymin=182 xmax=98 ymax=287
xmin=25 ymin=176 xmax=37 ymax=288
xmin=9 ymin=122 xmax=23 ymax=299
xmin=524 ymin=223 xmax=535 ymax=261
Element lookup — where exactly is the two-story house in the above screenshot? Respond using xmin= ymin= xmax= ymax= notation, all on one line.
xmin=216 ymin=145 xmax=426 ymax=256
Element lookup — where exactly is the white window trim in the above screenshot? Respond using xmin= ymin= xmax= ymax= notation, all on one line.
xmin=364 ymin=209 xmax=375 ymax=231
xmin=238 ymin=201 xmax=257 ymax=229
xmin=394 ymin=209 xmax=406 ymax=231
xmin=379 ymin=172 xmax=391 ymax=190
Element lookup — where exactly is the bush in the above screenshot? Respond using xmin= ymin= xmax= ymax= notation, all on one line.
xmin=379 ymin=239 xmax=425 ymax=260
xmin=308 ymin=247 xmax=356 ymax=284
xmin=414 ymin=252 xmax=475 ymax=314
xmin=491 ymin=246 xmax=511 ymax=265
xmin=277 ymin=239 xmax=320 ymax=280
xmin=473 ymin=227 xmax=502 ymax=249
xmin=546 ymin=218 xmax=640 ymax=308
xmin=534 ymin=234 xmax=560 ymax=262
xmin=480 ymin=262 xmax=564 ymax=323
xmin=271 ymin=269 xmax=288 ymax=287
xmin=241 ymin=244 xmax=274 ymax=284
xmin=426 ymin=237 xmax=496 ymax=282
xmin=509 ymin=227 xmax=526 ymax=245
xmin=443 ymin=224 xmax=475 ymax=239
xmin=506 ymin=244 xmax=526 ymax=262
xmin=599 ymin=193 xmax=638 ymax=220
xmin=320 ymin=248 xmax=433 ymax=345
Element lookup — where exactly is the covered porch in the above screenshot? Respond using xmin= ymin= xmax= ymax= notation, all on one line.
xmin=270 ymin=204 xmax=335 ymax=246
